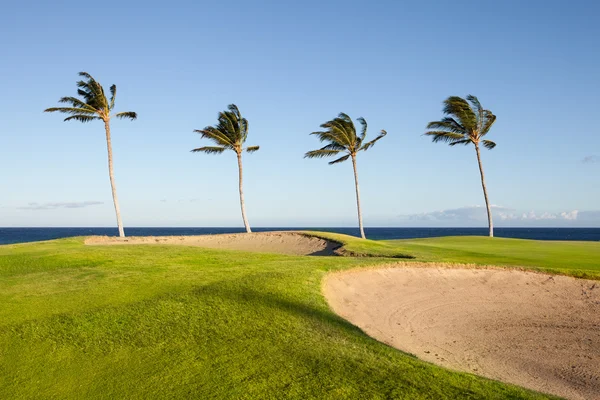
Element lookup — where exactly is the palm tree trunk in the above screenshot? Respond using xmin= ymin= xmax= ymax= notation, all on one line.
xmin=103 ymin=119 xmax=125 ymax=238
xmin=351 ymin=154 xmax=366 ymax=239
xmin=475 ymin=144 xmax=493 ymax=237
xmin=236 ymin=151 xmax=252 ymax=233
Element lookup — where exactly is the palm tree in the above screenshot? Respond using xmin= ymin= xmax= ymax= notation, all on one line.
xmin=305 ymin=113 xmax=386 ymax=239
xmin=45 ymin=72 xmax=137 ymax=238
xmin=425 ymin=95 xmax=497 ymax=237
xmin=192 ymin=104 xmax=259 ymax=233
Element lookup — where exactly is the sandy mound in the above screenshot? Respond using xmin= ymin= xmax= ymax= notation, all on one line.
xmin=85 ymin=231 xmax=340 ymax=256
xmin=324 ymin=265 xmax=600 ymax=400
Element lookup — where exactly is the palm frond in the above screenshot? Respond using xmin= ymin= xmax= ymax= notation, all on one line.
xmin=76 ymin=75 xmax=93 ymax=90
xmin=321 ymin=142 xmax=346 ymax=151
xmin=78 ymin=71 xmax=93 ymax=80
xmin=44 ymin=107 xmax=96 ymax=115
xmin=334 ymin=114 xmax=356 ymax=146
xmin=442 ymin=117 xmax=466 ymax=130
xmin=356 ymin=117 xmax=367 ymax=147
xmin=426 ymin=120 xmax=466 ymax=134
xmin=246 ymin=145 xmax=259 ymax=153
xmin=191 ymin=146 xmax=227 ymax=154
xmin=194 ymin=127 xmax=234 ymax=147
xmin=58 ymin=97 xmax=96 ymax=112
xmin=323 ymin=118 xmax=354 ymax=148
xmin=114 ymin=111 xmax=137 ymax=120
xmin=76 ymin=72 xmax=108 ymax=111
xmin=227 ymin=104 xmax=247 ymax=143
xmin=76 ymin=88 xmax=93 ymax=105
xmin=109 ymin=85 xmax=116 ymax=110
xmin=240 ymin=117 xmax=249 ymax=143
xmin=466 ymin=95 xmax=482 ymax=116
xmin=328 ymin=154 xmax=351 ymax=165
xmin=304 ymin=149 xmax=343 ymax=159
xmin=310 ymin=130 xmax=347 ymax=147
xmin=228 ymin=104 xmax=241 ymax=118
xmin=425 ymin=131 xmax=466 ymax=143
xmin=482 ymin=140 xmax=496 ymax=149
xmin=63 ymin=115 xmax=100 ymax=123
xmin=219 ymin=110 xmax=238 ymax=143
xmin=443 ymin=96 xmax=477 ymax=132
xmin=480 ymin=111 xmax=496 ymax=136
xmin=466 ymin=94 xmax=484 ymax=132
xmin=360 ymin=129 xmax=387 ymax=151
xmin=448 ymin=139 xmax=472 ymax=146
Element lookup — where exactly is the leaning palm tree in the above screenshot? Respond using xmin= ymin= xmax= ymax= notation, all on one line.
xmin=305 ymin=113 xmax=386 ymax=239
xmin=192 ymin=104 xmax=259 ymax=233
xmin=425 ymin=95 xmax=497 ymax=237
xmin=45 ymin=72 xmax=136 ymax=238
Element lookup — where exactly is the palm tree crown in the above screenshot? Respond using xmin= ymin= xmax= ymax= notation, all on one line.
xmin=192 ymin=104 xmax=259 ymax=155
xmin=424 ymin=95 xmax=495 ymax=149
xmin=44 ymin=72 xmax=137 ymax=123
xmin=305 ymin=113 xmax=386 ymax=163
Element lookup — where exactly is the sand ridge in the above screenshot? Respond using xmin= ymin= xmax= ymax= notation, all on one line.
xmin=85 ymin=231 xmax=341 ymax=256
xmin=324 ymin=265 xmax=600 ymax=400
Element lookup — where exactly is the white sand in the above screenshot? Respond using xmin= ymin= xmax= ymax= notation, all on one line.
xmin=324 ymin=265 xmax=600 ymax=400
xmin=85 ymin=231 xmax=340 ymax=256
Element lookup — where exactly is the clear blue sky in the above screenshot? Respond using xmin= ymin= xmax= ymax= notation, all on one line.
xmin=2 ymin=0 xmax=599 ymax=227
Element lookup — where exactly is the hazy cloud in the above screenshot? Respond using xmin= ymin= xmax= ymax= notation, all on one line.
xmin=582 ymin=155 xmax=600 ymax=164
xmin=498 ymin=210 xmax=581 ymax=221
xmin=400 ymin=206 xmax=600 ymax=226
xmin=560 ymin=210 xmax=579 ymax=220
xmin=18 ymin=201 xmax=103 ymax=210
xmin=403 ymin=205 xmax=511 ymax=223
xmin=506 ymin=210 xmax=579 ymax=221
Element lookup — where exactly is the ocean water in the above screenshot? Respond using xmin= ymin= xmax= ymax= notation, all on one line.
xmin=1 ymin=227 xmax=599 ymax=245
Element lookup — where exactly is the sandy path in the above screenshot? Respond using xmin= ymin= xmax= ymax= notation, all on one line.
xmin=324 ymin=266 xmax=600 ymax=400
xmin=85 ymin=231 xmax=340 ymax=256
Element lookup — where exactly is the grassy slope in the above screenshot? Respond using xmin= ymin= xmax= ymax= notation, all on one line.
xmin=2 ymin=234 xmax=596 ymax=399
xmin=312 ymin=232 xmax=600 ymax=279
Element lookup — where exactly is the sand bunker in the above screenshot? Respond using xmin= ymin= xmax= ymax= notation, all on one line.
xmin=324 ymin=265 xmax=600 ymax=400
xmin=85 ymin=231 xmax=340 ymax=256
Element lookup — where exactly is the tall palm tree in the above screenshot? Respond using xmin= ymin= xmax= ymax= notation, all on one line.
xmin=192 ymin=104 xmax=259 ymax=233
xmin=45 ymin=72 xmax=137 ymax=238
xmin=425 ymin=95 xmax=497 ymax=237
xmin=305 ymin=113 xmax=386 ymax=239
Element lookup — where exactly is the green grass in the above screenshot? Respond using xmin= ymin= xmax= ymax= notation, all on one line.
xmin=311 ymin=232 xmax=600 ymax=279
xmin=2 ymin=233 xmax=597 ymax=399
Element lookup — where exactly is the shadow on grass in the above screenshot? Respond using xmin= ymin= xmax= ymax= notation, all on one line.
xmin=192 ymin=281 xmax=413 ymax=355
xmin=189 ymin=282 xmax=541 ymax=399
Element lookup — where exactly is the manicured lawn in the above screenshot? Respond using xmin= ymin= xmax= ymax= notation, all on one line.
xmin=313 ymin=232 xmax=600 ymax=279
xmin=3 ymin=233 xmax=595 ymax=399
